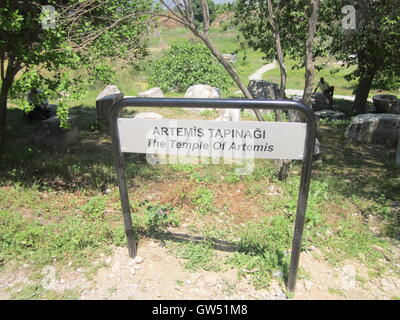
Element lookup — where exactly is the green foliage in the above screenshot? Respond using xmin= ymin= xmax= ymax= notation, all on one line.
xmin=8 ymin=284 xmax=80 ymax=300
xmin=192 ymin=0 xmax=217 ymax=27
xmin=0 ymin=209 xmax=125 ymax=268
xmin=148 ymin=40 xmax=232 ymax=92
xmin=234 ymin=0 xmax=328 ymax=63
xmin=132 ymin=201 xmax=180 ymax=233
xmin=175 ymin=241 xmax=220 ymax=271
xmin=320 ymin=0 xmax=400 ymax=105
xmin=81 ymin=196 xmax=106 ymax=221
xmin=227 ymin=215 xmax=292 ymax=287
xmin=190 ymin=186 xmax=215 ymax=214
xmin=1 ymin=0 xmax=153 ymax=128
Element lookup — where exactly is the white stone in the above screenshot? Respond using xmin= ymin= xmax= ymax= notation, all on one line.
xmin=204 ymin=274 xmax=218 ymax=287
xmin=96 ymin=85 xmax=122 ymax=100
xmin=134 ymin=256 xmax=144 ymax=264
xmin=304 ymin=280 xmax=313 ymax=291
xmin=184 ymin=84 xmax=220 ymax=113
xmin=381 ymin=278 xmax=396 ymax=290
xmin=185 ymin=84 xmax=220 ymax=99
xmin=134 ymin=112 xmax=164 ymax=119
xmin=138 ymin=87 xmax=164 ymax=98
xmin=128 ymin=259 xmax=136 ymax=266
xmin=215 ymin=108 xmax=241 ymax=122
xmin=104 ymin=257 xmax=112 ymax=266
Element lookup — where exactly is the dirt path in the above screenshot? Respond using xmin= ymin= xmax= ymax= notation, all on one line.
xmin=1 ymin=236 xmax=399 ymax=300
xmin=248 ymin=61 xmax=277 ymax=81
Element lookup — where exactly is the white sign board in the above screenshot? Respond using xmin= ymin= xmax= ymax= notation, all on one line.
xmin=118 ymin=118 xmax=307 ymax=160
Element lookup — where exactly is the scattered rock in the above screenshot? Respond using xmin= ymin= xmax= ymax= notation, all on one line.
xmin=247 ymin=80 xmax=280 ymax=100
xmin=134 ymin=256 xmax=144 ymax=264
xmin=128 ymin=260 xmax=136 ymax=267
xmin=215 ymin=109 xmax=240 ymax=121
xmin=111 ymin=261 xmax=120 ymax=273
xmin=272 ymin=270 xmax=283 ymax=279
xmin=345 ymin=113 xmax=400 ymax=147
xmin=312 ymin=92 xmax=331 ymax=111
xmin=381 ymin=278 xmax=396 ymax=290
xmin=184 ymin=84 xmax=220 ymax=113
xmin=340 ymin=265 xmax=356 ymax=290
xmin=275 ymin=292 xmax=288 ymax=300
xmin=315 ymin=110 xmax=346 ymax=120
xmin=138 ymin=87 xmax=164 ymax=98
xmin=32 ymin=116 xmax=79 ymax=147
xmin=221 ymin=54 xmax=237 ymax=63
xmin=190 ymin=273 xmax=202 ymax=281
xmin=104 ymin=257 xmax=112 ymax=266
xmin=304 ymin=280 xmax=314 ymax=291
xmin=133 ymin=112 xmax=164 ymax=119
xmin=204 ymin=274 xmax=219 ymax=287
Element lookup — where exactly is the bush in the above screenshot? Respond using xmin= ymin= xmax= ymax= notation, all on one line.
xmin=148 ymin=40 xmax=232 ymax=93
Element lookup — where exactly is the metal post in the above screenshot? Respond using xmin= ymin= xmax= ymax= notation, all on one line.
xmin=110 ymin=109 xmax=137 ymax=258
xmin=109 ymin=98 xmax=316 ymax=291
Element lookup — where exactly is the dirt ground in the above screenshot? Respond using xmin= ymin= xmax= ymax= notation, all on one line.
xmin=1 ymin=234 xmax=399 ymax=300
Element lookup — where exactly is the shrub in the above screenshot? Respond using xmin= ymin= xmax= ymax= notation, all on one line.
xmin=148 ymin=39 xmax=232 ymax=93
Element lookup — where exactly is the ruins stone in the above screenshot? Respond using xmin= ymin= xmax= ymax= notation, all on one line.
xmin=345 ymin=113 xmax=400 ymax=147
xmin=184 ymin=84 xmax=221 ymax=113
xmin=96 ymin=85 xmax=124 ymax=125
xmin=215 ymin=109 xmax=240 ymax=122
xmin=134 ymin=112 xmax=164 ymax=119
xmin=32 ymin=116 xmax=79 ymax=147
xmin=315 ymin=110 xmax=346 ymax=120
xmin=138 ymin=87 xmax=164 ymax=98
xmin=311 ymin=92 xmax=331 ymax=111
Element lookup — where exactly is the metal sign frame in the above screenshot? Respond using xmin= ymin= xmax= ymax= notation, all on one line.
xmin=110 ymin=97 xmax=316 ymax=292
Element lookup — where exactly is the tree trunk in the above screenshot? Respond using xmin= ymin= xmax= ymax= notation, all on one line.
xmin=353 ymin=72 xmax=375 ymax=114
xmin=266 ymin=0 xmax=286 ymax=124
xmin=302 ymin=0 xmax=320 ymax=108
xmin=279 ymin=0 xmax=320 ymax=181
xmin=0 ymin=87 xmax=7 ymax=156
xmin=190 ymin=27 xmax=264 ymax=121
xmin=266 ymin=0 xmax=287 ymax=100
xmin=0 ymin=56 xmax=21 ymax=155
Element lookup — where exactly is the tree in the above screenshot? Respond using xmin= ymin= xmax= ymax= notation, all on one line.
xmin=235 ymin=0 xmax=322 ymax=179
xmin=321 ymin=0 xmax=400 ymax=113
xmin=0 ymin=0 xmax=154 ymax=154
xmin=192 ymin=0 xmax=217 ymax=28
xmin=159 ymin=0 xmax=264 ymax=121
xmin=235 ymin=0 xmax=326 ymax=106
xmin=148 ymin=39 xmax=232 ymax=92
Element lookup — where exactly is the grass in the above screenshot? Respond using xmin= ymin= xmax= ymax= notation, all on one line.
xmin=8 ymin=284 xmax=80 ymax=300
xmin=2 ymin=97 xmax=400 ymax=297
